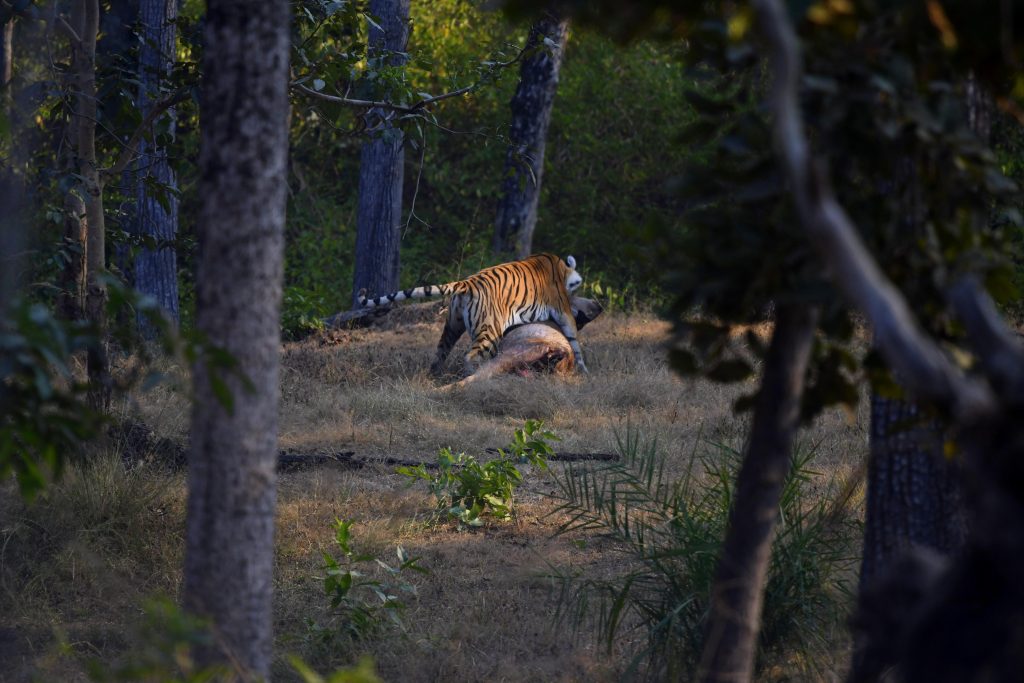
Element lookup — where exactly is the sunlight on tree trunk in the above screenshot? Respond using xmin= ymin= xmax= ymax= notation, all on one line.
xmin=68 ymin=0 xmax=112 ymax=411
xmin=181 ymin=0 xmax=290 ymax=677
xmin=493 ymin=11 xmax=568 ymax=260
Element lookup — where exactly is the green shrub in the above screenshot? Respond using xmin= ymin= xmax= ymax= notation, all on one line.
xmin=549 ymin=432 xmax=858 ymax=680
xmin=397 ymin=419 xmax=558 ymax=525
xmin=306 ymin=518 xmax=426 ymax=648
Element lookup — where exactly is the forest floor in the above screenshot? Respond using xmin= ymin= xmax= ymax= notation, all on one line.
xmin=0 ymin=306 xmax=868 ymax=682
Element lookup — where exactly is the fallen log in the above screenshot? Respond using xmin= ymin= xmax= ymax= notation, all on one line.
xmin=276 ymin=449 xmax=619 ymax=472
xmin=111 ymin=422 xmax=618 ymax=472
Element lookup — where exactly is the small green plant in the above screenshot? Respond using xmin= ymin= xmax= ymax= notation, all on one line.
xmin=282 ymin=285 xmax=330 ymax=340
xmin=548 ymin=431 xmax=858 ymax=680
xmin=397 ymin=419 xmax=558 ymax=526
xmin=307 ymin=519 xmax=426 ymax=647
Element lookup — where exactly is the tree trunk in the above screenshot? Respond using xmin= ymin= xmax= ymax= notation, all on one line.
xmin=131 ymin=0 xmax=179 ymax=334
xmin=851 ymin=73 xmax=990 ymax=675
xmin=698 ymin=303 xmax=819 ymax=683
xmin=859 ymin=396 xmax=966 ymax=585
xmin=351 ymin=0 xmax=410 ymax=307
xmin=68 ymin=0 xmax=112 ymax=411
xmin=181 ymin=0 xmax=289 ymax=677
xmin=57 ymin=191 xmax=88 ymax=321
xmin=492 ymin=12 xmax=569 ymax=260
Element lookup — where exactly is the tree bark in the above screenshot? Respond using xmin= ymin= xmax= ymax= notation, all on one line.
xmin=181 ymin=0 xmax=290 ymax=678
xmin=851 ymin=67 xmax=990 ymax=676
xmin=698 ymin=303 xmax=819 ymax=682
xmin=492 ymin=12 xmax=568 ymax=260
xmin=860 ymin=396 xmax=966 ymax=585
xmin=68 ymin=0 xmax=112 ymax=411
xmin=351 ymin=0 xmax=410 ymax=307
xmin=56 ymin=191 xmax=88 ymax=321
xmin=131 ymin=0 xmax=179 ymax=333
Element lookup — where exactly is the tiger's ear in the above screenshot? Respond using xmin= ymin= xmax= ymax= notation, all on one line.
xmin=566 ymin=255 xmax=577 ymax=269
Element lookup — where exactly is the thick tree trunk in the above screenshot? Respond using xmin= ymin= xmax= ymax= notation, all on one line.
xmin=181 ymin=1 xmax=290 ymax=678
xmin=698 ymin=303 xmax=819 ymax=683
xmin=132 ymin=0 xmax=179 ymax=333
xmin=850 ymin=67 xmax=989 ymax=683
xmin=492 ymin=12 xmax=568 ymax=260
xmin=351 ymin=0 xmax=410 ymax=306
xmin=859 ymin=396 xmax=966 ymax=586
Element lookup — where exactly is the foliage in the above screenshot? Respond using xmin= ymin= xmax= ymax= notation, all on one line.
xmin=290 ymin=656 xmax=383 ymax=683
xmin=397 ymin=418 xmax=557 ymax=525
xmin=84 ymin=596 xmax=384 ymax=683
xmin=282 ymin=285 xmax=331 ymax=340
xmin=86 ymin=598 xmax=227 ymax=683
xmin=306 ymin=518 xmax=426 ymax=648
xmin=1 ymin=275 xmax=251 ymax=499
xmin=0 ymin=299 xmax=102 ymax=499
xmin=549 ymin=432 xmax=858 ymax=680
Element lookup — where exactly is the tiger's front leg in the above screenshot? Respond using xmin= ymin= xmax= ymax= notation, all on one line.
xmin=552 ymin=307 xmax=588 ymax=374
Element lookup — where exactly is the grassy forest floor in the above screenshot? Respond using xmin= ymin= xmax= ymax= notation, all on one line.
xmin=0 ymin=307 xmax=868 ymax=682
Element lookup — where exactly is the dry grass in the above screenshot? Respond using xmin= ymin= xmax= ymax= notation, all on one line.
xmin=0 ymin=310 xmax=868 ymax=681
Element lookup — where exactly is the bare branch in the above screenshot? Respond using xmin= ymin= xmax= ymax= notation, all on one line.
xmin=292 ymin=81 xmax=475 ymax=113
xmin=947 ymin=276 xmax=1024 ymax=399
xmin=751 ymin=0 xmax=995 ymax=421
xmin=55 ymin=15 xmax=82 ymax=48
xmin=291 ymin=41 xmax=528 ymax=114
xmin=101 ymin=87 xmax=190 ymax=180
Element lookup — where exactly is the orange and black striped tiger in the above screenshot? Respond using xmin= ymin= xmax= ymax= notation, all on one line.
xmin=359 ymin=253 xmax=588 ymax=375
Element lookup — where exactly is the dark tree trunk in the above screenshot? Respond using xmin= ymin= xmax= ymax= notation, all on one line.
xmin=351 ymin=0 xmax=410 ymax=306
xmin=181 ymin=0 xmax=289 ymax=678
xmin=859 ymin=396 xmax=967 ymax=584
xmin=131 ymin=0 xmax=179 ymax=332
xmin=698 ymin=303 xmax=819 ymax=682
xmin=850 ymin=72 xmax=988 ymax=681
xmin=492 ymin=12 xmax=569 ymax=260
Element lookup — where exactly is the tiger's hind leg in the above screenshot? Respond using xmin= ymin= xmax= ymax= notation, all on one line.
xmin=431 ymin=299 xmax=466 ymax=375
xmin=463 ymin=324 xmax=501 ymax=376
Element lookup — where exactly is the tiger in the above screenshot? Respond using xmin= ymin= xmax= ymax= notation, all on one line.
xmin=358 ymin=253 xmax=588 ymax=376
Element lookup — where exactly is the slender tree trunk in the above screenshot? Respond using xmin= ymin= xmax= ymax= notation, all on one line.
xmin=351 ymin=0 xmax=410 ymax=306
xmin=698 ymin=303 xmax=820 ymax=682
xmin=68 ymin=0 xmax=112 ymax=410
xmin=132 ymin=0 xmax=179 ymax=333
xmin=181 ymin=0 xmax=289 ymax=677
xmin=56 ymin=191 xmax=88 ymax=321
xmin=492 ymin=12 xmax=568 ymax=260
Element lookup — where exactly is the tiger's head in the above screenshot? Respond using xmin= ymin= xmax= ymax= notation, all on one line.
xmin=564 ymin=255 xmax=583 ymax=293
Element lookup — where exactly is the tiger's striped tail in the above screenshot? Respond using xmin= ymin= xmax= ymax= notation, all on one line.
xmin=358 ymin=281 xmax=463 ymax=308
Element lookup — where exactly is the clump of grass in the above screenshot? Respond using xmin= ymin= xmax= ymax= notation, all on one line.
xmin=548 ymin=431 xmax=858 ymax=680
xmin=0 ymin=448 xmax=184 ymax=631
